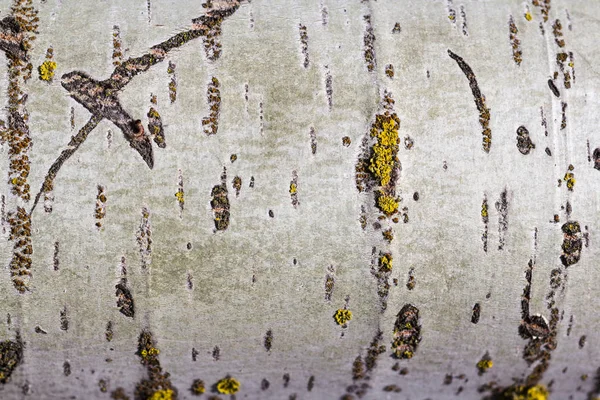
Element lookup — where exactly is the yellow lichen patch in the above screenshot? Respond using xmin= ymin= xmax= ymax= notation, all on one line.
xmin=377 ymin=192 xmax=399 ymax=216
xmin=499 ymin=384 xmax=549 ymax=400
xmin=481 ymin=201 xmax=488 ymax=218
xmin=564 ymin=172 xmax=575 ymax=191
xmin=526 ymin=384 xmax=549 ymax=400
xmin=38 ymin=60 xmax=57 ymax=82
xmin=289 ymin=182 xmax=297 ymax=195
xmin=476 ymin=359 xmax=493 ymax=373
xmin=191 ymin=379 xmax=205 ymax=395
xmin=379 ymin=254 xmax=392 ymax=272
xmin=175 ymin=189 xmax=184 ymax=204
xmin=216 ymin=376 xmax=240 ymax=395
xmin=149 ymin=389 xmax=173 ymax=400
xmin=525 ymin=12 xmax=532 ymax=21
xmin=334 ymin=309 xmax=352 ymax=325
xmin=368 ymin=114 xmax=400 ymax=187
xmin=141 ymin=347 xmax=160 ymax=359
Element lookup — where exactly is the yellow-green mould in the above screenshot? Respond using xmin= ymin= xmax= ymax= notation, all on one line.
xmin=38 ymin=60 xmax=57 ymax=82
xmin=216 ymin=376 xmax=240 ymax=395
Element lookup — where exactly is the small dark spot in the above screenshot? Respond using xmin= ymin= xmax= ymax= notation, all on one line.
xmin=485 ymin=292 xmax=491 ymax=299
xmin=399 ymin=368 xmax=408 ymax=375
xmin=383 ymin=384 xmax=401 ymax=392
xmin=413 ymin=192 xmax=419 ymax=201
xmin=444 ymin=374 xmax=453 ymax=385
xmin=264 ymin=329 xmax=273 ymax=352
xmin=283 ymin=373 xmax=290 ymax=388
xmin=192 ymin=347 xmax=199 ymax=362
xmin=456 ymin=386 xmax=464 ymax=395
xmin=268 ymin=210 xmax=274 ymax=218
xmin=63 ymin=361 xmax=71 ymax=376
xmin=293 ymin=258 xmax=297 ymax=265
xmin=212 ymin=346 xmax=220 ymax=360
xmin=187 ymin=242 xmax=192 ymax=250
xmin=545 ymin=147 xmax=552 ymax=156
xmin=307 ymin=375 xmax=315 ymax=391
xmin=578 ymin=335 xmax=586 ymax=349
xmin=443 ymin=161 xmax=448 ymax=170
xmin=391 ymin=362 xmax=399 ymax=371
xmin=261 ymin=378 xmax=270 ymax=390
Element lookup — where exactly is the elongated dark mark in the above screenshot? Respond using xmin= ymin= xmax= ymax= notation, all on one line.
xmin=136 ymin=207 xmax=152 ymax=269
xmin=448 ymin=49 xmax=491 ymax=152
xmin=30 ymin=2 xmax=242 ymax=215
xmin=264 ymin=329 xmax=273 ymax=352
xmin=594 ymin=148 xmax=600 ymax=170
xmin=481 ymin=195 xmax=489 ymax=252
xmin=325 ymin=65 xmax=333 ymax=111
xmin=325 ymin=265 xmax=335 ymax=301
xmin=60 ymin=306 xmax=69 ymax=331
xmin=460 ymin=5 xmax=468 ymax=36
xmin=320 ymin=1 xmax=328 ymax=25
xmin=548 ymin=79 xmax=560 ymax=97
xmin=147 ymin=107 xmax=165 ymax=148
xmin=299 ymin=24 xmax=309 ymax=68
xmin=471 ymin=303 xmax=481 ymax=324
xmin=212 ymin=345 xmax=220 ymax=361
xmin=105 ymin=321 xmax=113 ymax=342
xmin=53 ymin=240 xmax=59 ymax=271
xmin=202 ymin=77 xmax=220 ymax=135
xmin=509 ymin=16 xmax=522 ymax=65
xmin=363 ymin=15 xmax=376 ymax=72
xmin=211 ymin=168 xmax=230 ymax=231
xmin=496 ymin=189 xmax=508 ymax=250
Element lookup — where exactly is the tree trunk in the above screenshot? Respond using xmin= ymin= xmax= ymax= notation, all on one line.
xmin=0 ymin=0 xmax=599 ymax=399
